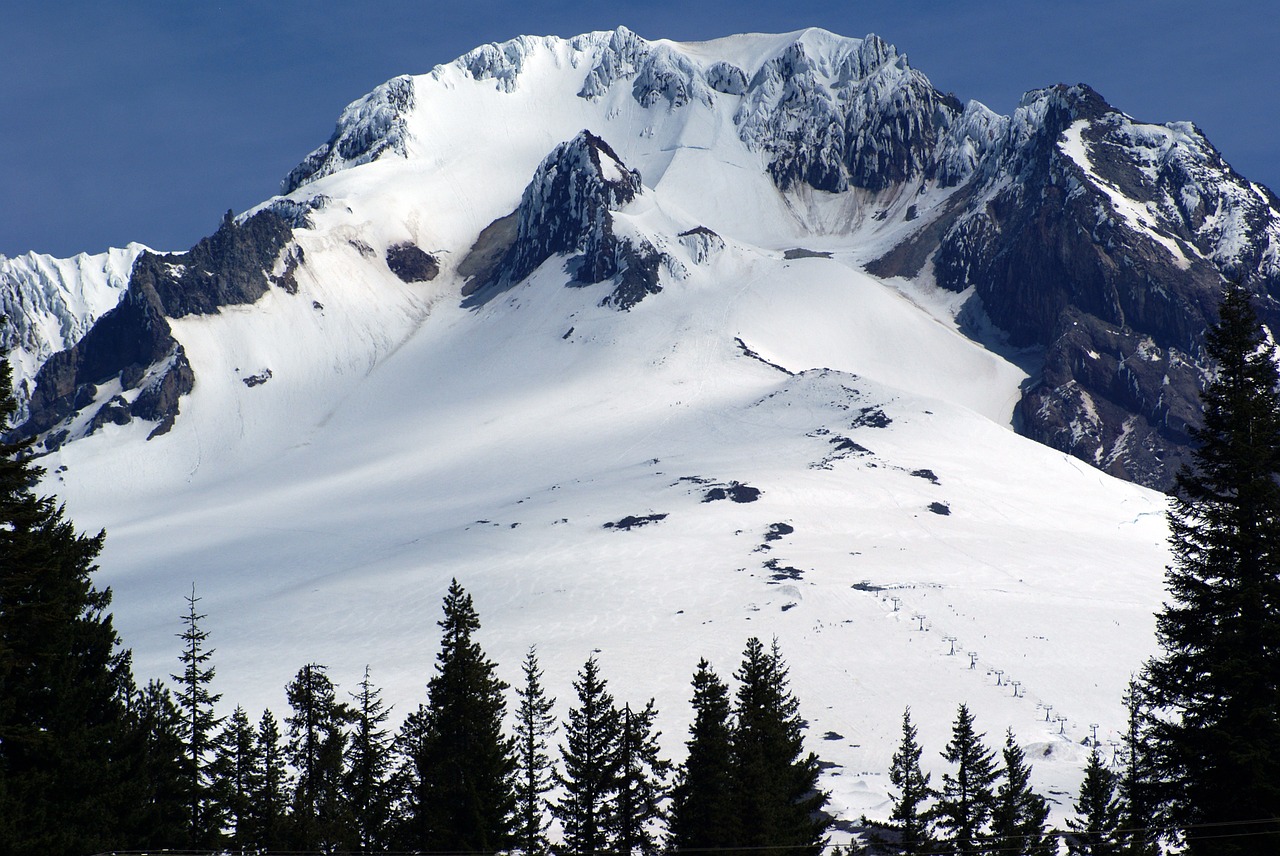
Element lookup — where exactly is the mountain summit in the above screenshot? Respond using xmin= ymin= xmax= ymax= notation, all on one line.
xmin=8 ymin=26 xmax=1278 ymax=487
xmin=1 ymin=25 xmax=1272 ymax=829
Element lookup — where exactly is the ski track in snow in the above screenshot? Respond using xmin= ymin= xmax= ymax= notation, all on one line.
xmin=29 ymin=28 xmax=1175 ymax=834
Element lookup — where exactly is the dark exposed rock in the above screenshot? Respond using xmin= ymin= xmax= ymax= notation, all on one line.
xmin=385 ymin=243 xmax=440 ymax=282
xmin=764 ymin=557 xmax=804 ymax=581
xmin=927 ymin=502 xmax=951 ymax=516
xmin=764 ymin=522 xmax=794 ymax=542
xmin=88 ymin=395 xmax=132 ymax=432
xmin=242 ymin=369 xmax=273 ymax=388
xmin=870 ymin=82 xmax=1280 ymax=489
xmin=21 ymin=276 xmax=177 ymax=439
xmin=702 ymin=482 xmax=762 ymax=503
xmin=706 ymin=61 xmax=748 ymax=95
xmin=853 ymin=406 xmax=892 ymax=428
xmin=459 ymin=212 xmax=520 ymax=296
xmin=734 ymin=337 xmax=794 ymax=375
xmin=132 ymin=209 xmax=295 ymax=318
xmin=273 ymin=246 xmax=304 ymax=294
xmin=783 ymin=248 xmax=833 ymax=260
xmin=602 ymin=513 xmax=668 ymax=530
xmin=830 ymin=436 xmax=871 ymax=454
xmin=130 ymin=349 xmax=195 ymax=438
xmin=466 ymin=130 xmax=667 ymax=311
xmin=18 ymin=209 xmax=294 ymax=446
xmin=910 ymin=468 xmax=940 ymax=484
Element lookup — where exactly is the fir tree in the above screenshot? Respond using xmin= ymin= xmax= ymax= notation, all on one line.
xmin=669 ymin=659 xmax=735 ymax=853
xmin=285 ymin=662 xmax=352 ymax=851
xmin=990 ymin=729 xmax=1053 ymax=856
xmin=1115 ymin=680 xmax=1160 ymax=856
xmin=391 ymin=705 xmax=433 ymax=848
xmin=408 ymin=579 xmax=516 ymax=853
xmin=345 ymin=664 xmax=395 ymax=851
xmin=0 ymin=350 xmax=146 ymax=854
xmin=125 ymin=679 xmax=191 ymax=850
xmin=869 ymin=707 xmax=934 ymax=855
xmin=514 ymin=646 xmax=558 ymax=856
xmin=1066 ymin=747 xmax=1121 ymax=856
xmin=609 ymin=699 xmax=669 ymax=856
xmin=248 ymin=707 xmax=292 ymax=851
xmin=729 ymin=637 xmax=830 ymax=856
xmin=170 ymin=583 xmax=224 ymax=845
xmin=554 ymin=655 xmax=622 ymax=856
xmin=209 ymin=704 xmax=259 ymax=850
xmin=935 ymin=704 xmax=998 ymax=856
xmin=1141 ymin=284 xmax=1280 ymax=855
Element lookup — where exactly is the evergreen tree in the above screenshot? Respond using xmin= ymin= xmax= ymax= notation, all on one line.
xmin=555 ymin=655 xmax=622 ymax=856
xmin=729 ymin=637 xmax=831 ymax=856
xmin=407 ymin=579 xmax=516 ymax=853
xmin=609 ymin=699 xmax=670 ymax=856
xmin=247 ymin=707 xmax=292 ymax=851
xmin=390 ymin=704 xmax=432 ymax=848
xmin=514 ymin=646 xmax=558 ymax=856
xmin=345 ymin=664 xmax=395 ymax=851
xmin=285 ymin=662 xmax=353 ymax=851
xmin=209 ymin=704 xmax=259 ymax=850
xmin=934 ymin=704 xmax=998 ymax=856
xmin=868 ymin=707 xmax=935 ymax=855
xmin=170 ymin=583 xmax=224 ymax=846
xmin=0 ymin=350 xmax=146 ymax=855
xmin=1141 ymin=284 xmax=1280 ymax=855
xmin=669 ymin=659 xmax=735 ymax=853
xmin=1066 ymin=747 xmax=1122 ymax=856
xmin=125 ymin=679 xmax=191 ymax=850
xmin=1115 ymin=680 xmax=1160 ymax=856
xmin=990 ymin=729 xmax=1053 ymax=856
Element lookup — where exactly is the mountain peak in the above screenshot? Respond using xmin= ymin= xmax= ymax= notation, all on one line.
xmin=463 ymin=130 xmax=662 ymax=310
xmin=282 ymin=75 xmax=415 ymax=194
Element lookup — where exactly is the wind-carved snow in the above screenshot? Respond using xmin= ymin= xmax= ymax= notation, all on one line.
xmin=733 ymin=34 xmax=1004 ymax=194
xmin=282 ymin=76 xmax=416 ymax=194
xmin=0 ymin=244 xmax=144 ymax=419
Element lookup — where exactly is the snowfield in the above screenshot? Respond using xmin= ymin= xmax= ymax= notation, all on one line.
xmin=34 ymin=27 xmax=1172 ymax=832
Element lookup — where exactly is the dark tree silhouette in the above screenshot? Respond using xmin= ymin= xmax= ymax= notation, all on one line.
xmin=1142 ymin=284 xmax=1280 ymax=854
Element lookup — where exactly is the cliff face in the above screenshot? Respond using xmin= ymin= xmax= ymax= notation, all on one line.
xmin=464 ymin=130 xmax=667 ymax=312
xmin=910 ymin=85 xmax=1278 ymax=488
xmin=19 ymin=209 xmax=296 ymax=447
xmin=9 ymin=28 xmax=1280 ymax=490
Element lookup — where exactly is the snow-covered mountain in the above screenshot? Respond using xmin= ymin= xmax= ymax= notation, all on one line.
xmin=0 ymin=244 xmax=146 ymax=424
xmin=5 ymin=25 xmax=1276 ymax=831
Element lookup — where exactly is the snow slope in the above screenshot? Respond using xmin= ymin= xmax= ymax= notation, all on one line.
xmin=34 ymin=27 xmax=1173 ymax=832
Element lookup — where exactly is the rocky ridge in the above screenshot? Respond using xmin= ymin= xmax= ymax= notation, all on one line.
xmin=464 ymin=130 xmax=668 ymax=311
xmin=6 ymin=27 xmax=1280 ymax=489
xmin=19 ymin=210 xmax=297 ymax=447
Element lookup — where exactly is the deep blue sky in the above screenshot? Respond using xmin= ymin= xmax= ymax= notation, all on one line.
xmin=3 ymin=1 xmax=1277 ymax=258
